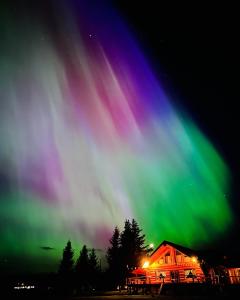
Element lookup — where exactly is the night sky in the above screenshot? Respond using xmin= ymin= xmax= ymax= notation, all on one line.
xmin=116 ymin=1 xmax=240 ymax=241
xmin=0 ymin=0 xmax=239 ymax=273
xmin=116 ymin=2 xmax=239 ymax=172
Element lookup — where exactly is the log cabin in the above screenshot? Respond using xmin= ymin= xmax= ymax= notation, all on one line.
xmin=128 ymin=240 xmax=240 ymax=285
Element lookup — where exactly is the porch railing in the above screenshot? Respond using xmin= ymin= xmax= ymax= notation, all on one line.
xmin=127 ymin=275 xmax=240 ymax=285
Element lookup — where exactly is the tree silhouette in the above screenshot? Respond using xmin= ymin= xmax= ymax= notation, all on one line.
xmin=58 ymin=240 xmax=74 ymax=295
xmin=120 ymin=219 xmax=133 ymax=280
xmin=131 ymin=218 xmax=147 ymax=268
xmin=107 ymin=226 xmax=121 ymax=288
xmin=120 ymin=219 xmax=146 ymax=271
xmin=89 ymin=248 xmax=99 ymax=272
xmin=107 ymin=219 xmax=147 ymax=288
xmin=89 ymin=248 xmax=100 ymax=288
xmin=75 ymin=245 xmax=90 ymax=292
xmin=75 ymin=245 xmax=89 ymax=273
xmin=58 ymin=240 xmax=74 ymax=275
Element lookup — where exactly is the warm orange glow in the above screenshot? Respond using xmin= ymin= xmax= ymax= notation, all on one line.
xmin=142 ymin=261 xmax=149 ymax=268
xmin=191 ymin=256 xmax=197 ymax=263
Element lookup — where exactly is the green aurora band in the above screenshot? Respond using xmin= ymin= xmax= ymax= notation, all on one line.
xmin=0 ymin=1 xmax=233 ymax=272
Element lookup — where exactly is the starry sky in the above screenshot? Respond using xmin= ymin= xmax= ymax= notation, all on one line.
xmin=0 ymin=0 xmax=239 ymax=273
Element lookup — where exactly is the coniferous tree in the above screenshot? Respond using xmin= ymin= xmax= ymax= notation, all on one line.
xmin=106 ymin=219 xmax=147 ymax=288
xmin=131 ymin=218 xmax=147 ymax=267
xmin=75 ymin=245 xmax=90 ymax=291
xmin=120 ymin=219 xmax=133 ymax=272
xmin=58 ymin=240 xmax=74 ymax=295
xmin=107 ymin=226 xmax=120 ymax=268
xmin=89 ymin=248 xmax=99 ymax=272
xmin=89 ymin=248 xmax=100 ymax=288
xmin=58 ymin=240 xmax=74 ymax=275
xmin=75 ymin=245 xmax=89 ymax=274
xmin=120 ymin=219 xmax=147 ymax=283
xmin=106 ymin=226 xmax=121 ymax=287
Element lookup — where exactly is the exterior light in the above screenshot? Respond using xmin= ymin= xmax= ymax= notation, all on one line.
xmin=149 ymin=243 xmax=154 ymax=249
xmin=191 ymin=256 xmax=197 ymax=263
xmin=142 ymin=261 xmax=149 ymax=268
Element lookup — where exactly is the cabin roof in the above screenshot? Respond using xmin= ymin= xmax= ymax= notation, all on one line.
xmin=150 ymin=240 xmax=240 ymax=268
xmin=151 ymin=240 xmax=198 ymax=258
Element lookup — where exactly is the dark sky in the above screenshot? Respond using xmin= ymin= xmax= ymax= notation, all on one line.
xmin=115 ymin=1 xmax=239 ymax=250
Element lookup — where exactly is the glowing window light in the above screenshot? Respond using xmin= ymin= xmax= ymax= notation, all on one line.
xmin=142 ymin=261 xmax=149 ymax=268
xmin=191 ymin=256 xmax=197 ymax=263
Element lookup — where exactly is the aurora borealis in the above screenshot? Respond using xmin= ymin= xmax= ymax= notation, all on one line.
xmin=0 ymin=0 xmax=233 ymax=272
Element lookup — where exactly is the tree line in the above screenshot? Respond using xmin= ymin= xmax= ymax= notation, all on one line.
xmin=58 ymin=219 xmax=149 ymax=294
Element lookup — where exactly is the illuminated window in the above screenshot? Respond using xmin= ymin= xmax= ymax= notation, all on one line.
xmin=165 ymin=252 xmax=171 ymax=264
xmin=176 ymin=255 xmax=182 ymax=263
xmin=184 ymin=255 xmax=191 ymax=262
xmin=156 ymin=270 xmax=166 ymax=278
xmin=185 ymin=269 xmax=196 ymax=278
xmin=159 ymin=258 xmax=164 ymax=264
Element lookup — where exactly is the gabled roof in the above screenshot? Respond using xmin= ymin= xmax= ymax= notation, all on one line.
xmin=150 ymin=240 xmax=198 ymax=258
xmin=150 ymin=240 xmax=240 ymax=268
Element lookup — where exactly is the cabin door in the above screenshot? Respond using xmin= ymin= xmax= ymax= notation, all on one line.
xmin=170 ymin=270 xmax=180 ymax=283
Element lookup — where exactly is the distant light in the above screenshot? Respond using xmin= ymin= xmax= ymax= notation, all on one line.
xmin=149 ymin=243 xmax=154 ymax=249
xmin=14 ymin=284 xmax=35 ymax=289
xmin=191 ymin=256 xmax=197 ymax=263
xmin=142 ymin=261 xmax=149 ymax=268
